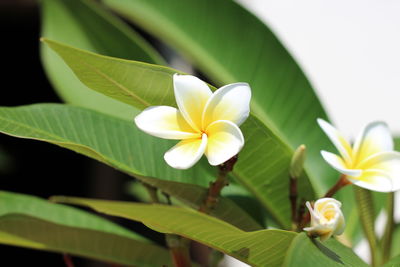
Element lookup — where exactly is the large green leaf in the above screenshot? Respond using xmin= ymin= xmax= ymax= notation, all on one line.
xmin=52 ymin=196 xmax=297 ymax=267
xmin=0 ymin=191 xmax=172 ymax=266
xmin=42 ymin=39 xmax=316 ymax=228
xmin=102 ymin=0 xmax=337 ymax=194
xmin=41 ymin=0 xmax=165 ymax=120
xmin=282 ymin=233 xmax=368 ymax=267
xmin=134 ymin=176 xmax=262 ymax=231
xmin=0 ymin=104 xmax=213 ymax=186
xmin=0 ymin=103 xmax=267 ymax=227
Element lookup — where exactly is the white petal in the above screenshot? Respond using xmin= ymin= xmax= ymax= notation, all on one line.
xmin=317 ymin=119 xmax=353 ymax=163
xmin=173 ymin=74 xmax=212 ymax=131
xmin=353 ymin=121 xmax=393 ymax=163
xmin=306 ymin=201 xmax=320 ymax=223
xmin=164 ymin=134 xmax=207 ymax=169
xmin=351 ymin=151 xmax=400 ymax=192
xmin=134 ymin=106 xmax=200 ymax=140
xmin=202 ymin=83 xmax=251 ymax=129
xmin=348 ymin=170 xmax=394 ymax=192
xmin=334 ymin=213 xmax=346 ymax=235
xmin=205 ymin=120 xmax=244 ymax=166
xmin=314 ymin=198 xmax=342 ymax=209
xmin=321 ymin=151 xmax=362 ymax=177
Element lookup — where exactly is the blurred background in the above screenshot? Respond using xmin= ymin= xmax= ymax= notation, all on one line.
xmin=236 ymin=0 xmax=400 ymax=265
xmin=1 ymin=0 xmax=400 ymax=266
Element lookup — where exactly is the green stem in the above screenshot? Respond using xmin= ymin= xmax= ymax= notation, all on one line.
xmin=381 ymin=192 xmax=395 ymax=264
xmin=353 ymin=187 xmax=379 ymax=267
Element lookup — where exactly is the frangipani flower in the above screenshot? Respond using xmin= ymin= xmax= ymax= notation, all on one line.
xmin=134 ymin=74 xmax=251 ymax=169
xmin=304 ymin=198 xmax=345 ymax=242
xmin=318 ymin=118 xmax=400 ymax=192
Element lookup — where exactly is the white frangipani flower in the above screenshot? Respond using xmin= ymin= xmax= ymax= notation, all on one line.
xmin=318 ymin=118 xmax=400 ymax=192
xmin=304 ymin=198 xmax=345 ymax=242
xmin=134 ymin=74 xmax=251 ymax=169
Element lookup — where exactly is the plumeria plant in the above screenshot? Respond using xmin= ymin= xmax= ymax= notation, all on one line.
xmin=0 ymin=0 xmax=399 ymax=266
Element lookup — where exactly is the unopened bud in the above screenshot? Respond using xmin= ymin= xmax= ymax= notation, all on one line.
xmin=290 ymin=145 xmax=306 ymax=179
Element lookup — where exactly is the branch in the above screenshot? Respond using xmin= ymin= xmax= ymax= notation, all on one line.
xmin=198 ymin=155 xmax=237 ymax=214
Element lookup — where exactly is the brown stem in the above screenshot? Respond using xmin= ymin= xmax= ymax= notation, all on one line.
xmin=289 ymin=176 xmax=298 ymax=227
xmin=324 ymin=175 xmax=351 ymax=197
xmin=63 ymin=254 xmax=74 ymax=267
xmin=296 ymin=198 xmax=307 ymax=231
xmin=166 ymin=235 xmax=192 ymax=267
xmin=191 ymin=156 xmax=238 ymax=266
xmin=198 ymin=155 xmax=238 ymax=214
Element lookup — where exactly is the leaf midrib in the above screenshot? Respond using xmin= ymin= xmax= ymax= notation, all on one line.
xmin=77 ymin=58 xmax=151 ymax=107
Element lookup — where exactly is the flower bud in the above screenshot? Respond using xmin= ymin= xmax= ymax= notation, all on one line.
xmin=303 ymin=198 xmax=345 ymax=242
xmin=289 ymin=145 xmax=306 ymax=179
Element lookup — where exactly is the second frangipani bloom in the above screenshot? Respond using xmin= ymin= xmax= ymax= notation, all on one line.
xmin=135 ymin=74 xmax=251 ymax=169
xmin=318 ymin=119 xmax=400 ymax=192
xmin=304 ymin=198 xmax=345 ymax=242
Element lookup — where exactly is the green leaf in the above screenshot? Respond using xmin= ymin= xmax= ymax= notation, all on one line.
xmin=282 ymin=233 xmax=368 ymax=267
xmin=0 ymin=103 xmax=267 ymax=229
xmin=0 ymin=191 xmax=172 ymax=266
xmin=384 ymin=254 xmax=400 ymax=267
xmin=40 ymin=0 xmax=165 ymax=120
xmin=134 ymin=175 xmax=263 ymax=231
xmin=42 ymin=39 xmax=316 ymax=228
xmin=52 ymin=196 xmax=297 ymax=267
xmin=0 ymin=104 xmax=214 ymax=186
xmin=40 ymin=0 xmax=271 ymax=228
xmin=102 ymin=0 xmax=337 ymax=194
